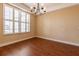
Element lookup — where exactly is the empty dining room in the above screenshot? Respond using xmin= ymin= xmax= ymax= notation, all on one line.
xmin=0 ymin=3 xmax=79 ymax=56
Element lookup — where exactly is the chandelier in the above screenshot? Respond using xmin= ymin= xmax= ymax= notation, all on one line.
xmin=30 ymin=3 xmax=46 ymax=15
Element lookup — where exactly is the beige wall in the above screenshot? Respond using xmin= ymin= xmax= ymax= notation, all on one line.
xmin=0 ymin=3 xmax=79 ymax=47
xmin=0 ymin=3 xmax=36 ymax=46
xmin=36 ymin=5 xmax=79 ymax=44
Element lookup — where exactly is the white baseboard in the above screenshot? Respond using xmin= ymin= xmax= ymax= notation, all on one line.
xmin=37 ymin=36 xmax=79 ymax=47
xmin=0 ymin=36 xmax=35 ymax=47
xmin=0 ymin=36 xmax=79 ymax=47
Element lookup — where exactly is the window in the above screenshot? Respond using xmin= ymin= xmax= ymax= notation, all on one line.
xmin=21 ymin=11 xmax=26 ymax=32
xmin=4 ymin=5 xmax=13 ymax=34
xmin=4 ymin=4 xmax=30 ymax=34
xmin=20 ymin=11 xmax=30 ymax=32
xmin=14 ymin=9 xmax=19 ymax=33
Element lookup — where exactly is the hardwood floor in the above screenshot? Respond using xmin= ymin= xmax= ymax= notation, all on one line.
xmin=0 ymin=37 xmax=79 ymax=56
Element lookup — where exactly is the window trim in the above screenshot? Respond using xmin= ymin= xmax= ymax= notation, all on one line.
xmin=3 ymin=4 xmax=30 ymax=35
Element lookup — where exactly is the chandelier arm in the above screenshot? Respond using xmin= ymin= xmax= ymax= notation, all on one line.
xmin=31 ymin=3 xmax=46 ymax=15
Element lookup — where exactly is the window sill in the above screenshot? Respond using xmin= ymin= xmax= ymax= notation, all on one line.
xmin=3 ymin=32 xmax=30 ymax=36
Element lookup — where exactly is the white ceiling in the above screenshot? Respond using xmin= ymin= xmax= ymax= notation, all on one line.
xmin=24 ymin=3 xmax=78 ymax=13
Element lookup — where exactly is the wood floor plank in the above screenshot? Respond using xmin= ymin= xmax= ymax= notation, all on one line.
xmin=0 ymin=37 xmax=79 ymax=56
